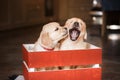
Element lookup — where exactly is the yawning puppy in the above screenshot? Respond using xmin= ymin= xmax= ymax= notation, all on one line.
xmin=60 ymin=17 xmax=99 ymax=69
xmin=33 ymin=22 xmax=67 ymax=51
xmin=60 ymin=17 xmax=89 ymax=50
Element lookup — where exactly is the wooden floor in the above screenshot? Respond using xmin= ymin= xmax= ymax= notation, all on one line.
xmin=0 ymin=24 xmax=120 ymax=80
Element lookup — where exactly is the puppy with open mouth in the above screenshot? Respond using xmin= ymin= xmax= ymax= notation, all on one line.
xmin=60 ymin=17 xmax=99 ymax=70
xmin=60 ymin=17 xmax=89 ymax=50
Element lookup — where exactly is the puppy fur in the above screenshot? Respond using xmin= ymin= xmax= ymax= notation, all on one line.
xmin=32 ymin=22 xmax=67 ymax=71
xmin=60 ymin=17 xmax=99 ymax=69
xmin=33 ymin=22 xmax=67 ymax=51
xmin=60 ymin=17 xmax=89 ymax=50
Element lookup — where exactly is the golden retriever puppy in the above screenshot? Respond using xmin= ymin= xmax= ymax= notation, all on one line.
xmin=60 ymin=17 xmax=89 ymax=50
xmin=33 ymin=22 xmax=67 ymax=51
xmin=60 ymin=17 xmax=99 ymax=69
xmin=33 ymin=22 xmax=67 ymax=71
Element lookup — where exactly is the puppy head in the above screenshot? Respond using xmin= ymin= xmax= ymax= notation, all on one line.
xmin=39 ymin=22 xmax=67 ymax=49
xmin=65 ymin=17 xmax=87 ymax=41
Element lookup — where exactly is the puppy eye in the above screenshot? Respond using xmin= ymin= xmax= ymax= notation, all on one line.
xmin=55 ymin=28 xmax=59 ymax=31
xmin=80 ymin=23 xmax=82 ymax=26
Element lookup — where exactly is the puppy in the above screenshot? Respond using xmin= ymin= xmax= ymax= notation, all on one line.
xmin=33 ymin=22 xmax=67 ymax=51
xmin=33 ymin=22 xmax=67 ymax=71
xmin=60 ymin=17 xmax=99 ymax=69
xmin=60 ymin=17 xmax=89 ymax=50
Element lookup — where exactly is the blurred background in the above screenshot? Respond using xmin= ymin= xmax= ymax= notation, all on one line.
xmin=0 ymin=0 xmax=120 ymax=80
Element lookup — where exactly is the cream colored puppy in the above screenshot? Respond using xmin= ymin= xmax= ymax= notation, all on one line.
xmin=33 ymin=22 xmax=67 ymax=51
xmin=60 ymin=18 xmax=99 ymax=69
xmin=32 ymin=22 xmax=67 ymax=71
xmin=60 ymin=17 xmax=89 ymax=50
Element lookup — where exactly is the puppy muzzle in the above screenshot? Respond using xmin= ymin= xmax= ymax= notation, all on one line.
xmin=69 ymin=28 xmax=80 ymax=41
xmin=69 ymin=22 xmax=81 ymax=41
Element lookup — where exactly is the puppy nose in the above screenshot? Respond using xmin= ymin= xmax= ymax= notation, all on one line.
xmin=74 ymin=22 xmax=79 ymax=27
xmin=64 ymin=28 xmax=67 ymax=30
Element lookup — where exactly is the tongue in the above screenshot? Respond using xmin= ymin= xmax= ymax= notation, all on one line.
xmin=71 ymin=30 xmax=78 ymax=40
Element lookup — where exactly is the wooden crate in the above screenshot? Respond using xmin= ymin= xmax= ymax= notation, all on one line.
xmin=22 ymin=44 xmax=102 ymax=80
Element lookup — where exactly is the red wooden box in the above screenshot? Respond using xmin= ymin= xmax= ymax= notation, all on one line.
xmin=22 ymin=44 xmax=102 ymax=80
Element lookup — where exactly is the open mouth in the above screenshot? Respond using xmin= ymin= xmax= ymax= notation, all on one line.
xmin=69 ymin=28 xmax=80 ymax=41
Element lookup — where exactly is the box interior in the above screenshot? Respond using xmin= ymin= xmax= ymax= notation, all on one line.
xmin=23 ymin=61 xmax=101 ymax=72
xmin=23 ymin=43 xmax=101 ymax=52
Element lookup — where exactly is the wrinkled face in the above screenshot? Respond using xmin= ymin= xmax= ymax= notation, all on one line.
xmin=65 ymin=18 xmax=86 ymax=41
xmin=42 ymin=22 xmax=68 ymax=42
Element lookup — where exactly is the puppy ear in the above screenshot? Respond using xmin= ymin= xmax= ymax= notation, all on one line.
xmin=84 ymin=32 xmax=87 ymax=40
xmin=82 ymin=21 xmax=87 ymax=40
xmin=40 ymin=32 xmax=54 ymax=49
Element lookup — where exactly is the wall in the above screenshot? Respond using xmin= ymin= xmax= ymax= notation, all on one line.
xmin=59 ymin=0 xmax=93 ymax=25
xmin=0 ymin=0 xmax=59 ymax=31
xmin=0 ymin=0 xmax=92 ymax=31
